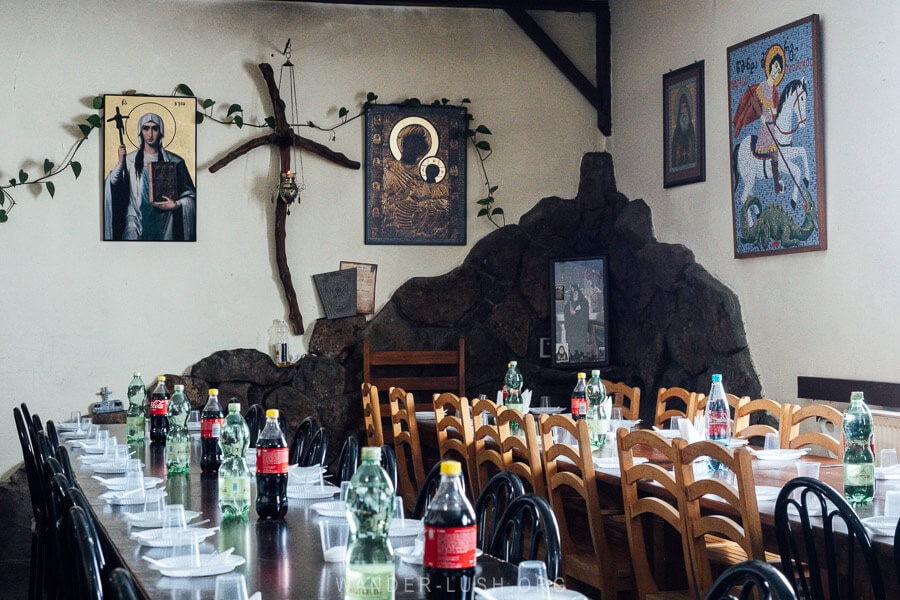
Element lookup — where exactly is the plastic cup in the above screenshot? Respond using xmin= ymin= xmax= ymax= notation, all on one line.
xmin=215 ymin=573 xmax=249 ymax=600
xmin=80 ymin=416 xmax=92 ymax=432
xmin=85 ymin=424 xmax=99 ymax=442
xmin=394 ymin=496 xmax=405 ymax=524
xmin=518 ymin=560 xmax=550 ymax=589
xmin=796 ymin=461 xmax=820 ymax=479
xmin=143 ymin=493 xmax=165 ymax=519
xmin=340 ymin=481 xmax=351 ymax=502
xmin=319 ymin=520 xmax=349 ymax=563
xmin=539 ymin=396 xmax=550 ymax=409
xmin=172 ymin=529 xmax=201 ymax=568
xmin=123 ymin=459 xmax=146 ymax=500
xmin=609 ymin=407 xmax=623 ymax=435
xmin=881 ymin=449 xmax=898 ymax=469
xmin=163 ymin=504 xmax=187 ymax=532
xmin=764 ymin=432 xmax=780 ymax=451
xmin=70 ymin=410 xmax=81 ymax=424
xmin=189 ymin=410 xmax=201 ymax=428
xmin=669 ymin=416 xmax=683 ymax=431
xmin=884 ymin=491 xmax=900 ymax=517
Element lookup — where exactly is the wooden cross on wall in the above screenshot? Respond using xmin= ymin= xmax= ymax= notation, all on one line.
xmin=209 ymin=63 xmax=360 ymax=335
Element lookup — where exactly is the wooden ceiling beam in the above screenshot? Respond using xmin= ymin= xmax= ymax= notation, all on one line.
xmin=274 ymin=0 xmax=604 ymax=12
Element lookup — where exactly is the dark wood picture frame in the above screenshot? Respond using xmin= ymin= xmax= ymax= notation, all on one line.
xmin=364 ymin=104 xmax=467 ymax=245
xmin=663 ymin=61 xmax=706 ymax=188
xmin=728 ymin=14 xmax=826 ymax=258
xmin=551 ymin=256 xmax=609 ymax=369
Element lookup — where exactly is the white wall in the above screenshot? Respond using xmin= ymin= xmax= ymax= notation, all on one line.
xmin=610 ymin=1 xmax=900 ymax=406
xmin=0 ymin=1 xmax=603 ymax=477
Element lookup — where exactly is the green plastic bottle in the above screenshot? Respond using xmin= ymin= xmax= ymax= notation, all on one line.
xmin=166 ymin=384 xmax=192 ymax=474
xmin=586 ymin=369 xmax=608 ymax=447
xmin=126 ymin=372 xmax=146 ymax=443
xmin=504 ymin=361 xmax=524 ymax=433
xmin=219 ymin=402 xmax=252 ymax=519
xmin=843 ymin=391 xmax=875 ymax=504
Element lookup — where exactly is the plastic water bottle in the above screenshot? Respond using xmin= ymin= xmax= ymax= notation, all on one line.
xmin=571 ymin=372 xmax=588 ymax=420
xmin=706 ymin=374 xmax=730 ymax=472
xmin=345 ymin=446 xmax=395 ymax=600
xmin=126 ymin=372 xmax=146 ymax=442
xmin=269 ymin=319 xmax=291 ymax=367
xmin=504 ymin=361 xmax=524 ymax=433
xmin=166 ymin=384 xmax=191 ymax=474
xmin=586 ymin=370 xmax=608 ymax=447
xmin=256 ymin=409 xmax=289 ymax=519
xmin=843 ymin=391 xmax=875 ymax=504
xmin=219 ymin=402 xmax=251 ymax=519
xmin=424 ymin=460 xmax=477 ymax=600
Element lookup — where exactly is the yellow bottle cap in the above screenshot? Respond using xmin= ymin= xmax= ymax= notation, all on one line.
xmin=158 ymin=375 xmax=166 ymax=381
xmin=440 ymin=460 xmax=462 ymax=476
xmin=577 ymin=372 xmax=586 ymax=378
xmin=209 ymin=388 xmax=218 ymax=395
xmin=266 ymin=409 xmax=279 ymax=418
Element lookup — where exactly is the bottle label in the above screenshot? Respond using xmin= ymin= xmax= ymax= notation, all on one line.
xmin=845 ymin=463 xmax=875 ymax=486
xmin=221 ymin=476 xmax=251 ymax=502
xmin=256 ymin=447 xmax=289 ymax=474
xmin=344 ymin=563 xmax=394 ymax=600
xmin=571 ymin=396 xmax=587 ymax=417
xmin=201 ymin=418 xmax=224 ymax=439
xmin=423 ymin=525 xmax=477 ymax=569
xmin=149 ymin=397 xmax=169 ymax=416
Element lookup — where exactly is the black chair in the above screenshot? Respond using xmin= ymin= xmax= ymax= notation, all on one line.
xmin=487 ymin=493 xmax=562 ymax=583
xmin=67 ymin=505 xmax=104 ymax=600
xmin=290 ymin=416 xmax=319 ymax=465
xmin=380 ymin=444 xmax=398 ymax=492
xmin=774 ymin=477 xmax=884 ymax=600
xmin=335 ymin=435 xmax=360 ymax=483
xmin=475 ymin=471 xmax=525 ymax=550
xmin=895 ymin=516 xmax=900 ymax=584
xmin=56 ymin=444 xmax=78 ymax=487
xmin=46 ymin=419 xmax=61 ymax=451
xmin=244 ymin=403 xmax=265 ymax=448
xmin=299 ymin=426 xmax=328 ymax=467
xmin=704 ymin=559 xmax=797 ymax=600
xmin=13 ymin=407 xmax=45 ymax=600
xmin=107 ymin=566 xmax=143 ymax=600
xmin=412 ymin=461 xmax=445 ymax=519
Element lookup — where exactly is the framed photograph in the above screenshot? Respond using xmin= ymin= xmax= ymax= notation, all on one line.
xmin=663 ymin=61 xmax=705 ymax=188
xmin=364 ymin=104 xmax=467 ymax=245
xmin=551 ymin=256 xmax=609 ymax=369
xmin=102 ymin=95 xmax=197 ymax=241
xmin=728 ymin=14 xmax=826 ymax=258
xmin=339 ymin=261 xmax=378 ymax=315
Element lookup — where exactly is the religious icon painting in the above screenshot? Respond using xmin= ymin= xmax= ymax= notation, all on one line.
xmin=663 ymin=61 xmax=705 ymax=188
xmin=102 ymin=95 xmax=198 ymax=242
xmin=728 ymin=15 xmax=826 ymax=258
xmin=550 ymin=256 xmax=609 ymax=370
xmin=364 ymin=104 xmax=467 ymax=245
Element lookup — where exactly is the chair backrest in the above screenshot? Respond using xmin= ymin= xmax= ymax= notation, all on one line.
xmin=361 ymin=383 xmax=385 ymax=447
xmin=539 ymin=414 xmax=617 ymax=593
xmin=734 ymin=397 xmax=785 ymax=441
xmin=290 ymin=416 xmax=319 ymax=465
xmin=617 ymin=429 xmax=695 ymax=600
xmin=602 ymin=379 xmax=641 ymax=421
xmin=299 ymin=426 xmax=328 ymax=467
xmin=388 ymin=386 xmax=426 ymax=511
xmin=433 ymin=392 xmax=478 ymax=498
xmin=46 ymin=420 xmax=61 ymax=451
xmin=703 ymin=560 xmax=797 ymax=600
xmin=655 ymin=387 xmax=701 ymax=428
xmin=474 ymin=471 xmax=525 ymax=551
xmin=774 ymin=477 xmax=884 ymax=600
xmin=677 ymin=441 xmax=766 ymax=593
xmin=107 ymin=567 xmax=143 ymax=600
xmin=487 ymin=493 xmax=563 ymax=583
xmin=363 ymin=337 xmax=465 ymax=412
xmin=380 ymin=444 xmax=399 ymax=492
xmin=471 ymin=397 xmax=510 ymax=493
xmin=67 ymin=505 xmax=104 ymax=600
xmin=694 ymin=393 xmax=749 ymax=436
xmin=13 ymin=407 xmax=44 ymax=521
xmin=243 ymin=403 xmax=264 ymax=448
xmin=335 ymin=435 xmax=359 ymax=483
xmin=412 ymin=461 xmax=445 ymax=519
xmin=781 ymin=403 xmax=843 ymax=457
xmin=496 ymin=407 xmax=546 ymax=499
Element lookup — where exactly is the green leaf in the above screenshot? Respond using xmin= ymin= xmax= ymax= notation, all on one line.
xmin=489 ymin=185 xmax=498 ymax=193
xmin=492 ymin=207 xmax=504 ymax=216
xmin=475 ymin=140 xmax=491 ymax=151
xmin=8 ymin=179 xmax=15 ymax=186
xmin=441 ymin=98 xmax=450 ymax=105
xmin=0 ymin=210 xmax=7 ymax=223
xmin=466 ymin=114 xmax=474 ymax=121
xmin=477 ymin=208 xmax=488 ymax=217
xmin=46 ymin=182 xmax=55 ymax=198
xmin=86 ymin=114 xmax=102 ymax=128
xmin=339 ymin=107 xmax=349 ymax=118
xmin=431 ymin=100 xmax=441 ymax=106
xmin=92 ymin=96 xmax=104 ymax=110
xmin=43 ymin=159 xmax=54 ymax=174
xmin=461 ymin=98 xmax=471 ymax=104
xmin=72 ymin=162 xmax=82 ymax=178
xmin=227 ymin=104 xmax=242 ymax=116
xmin=201 ymin=98 xmax=215 ymax=109
xmin=307 ymin=120 xmax=316 ymax=128
xmin=465 ymin=129 xmax=475 ymax=138
xmin=234 ymin=115 xmax=243 ymax=128
xmin=78 ymin=124 xmax=92 ymax=138
xmin=476 ymin=198 xmax=491 ymax=206
xmin=18 ymin=170 xmax=28 ymax=183
xmin=366 ymin=92 xmax=378 ymax=103
xmin=177 ymin=84 xmax=195 ymax=96
xmin=196 ymin=111 xmax=205 ymax=124
xmin=265 ymin=116 xmax=276 ymax=129
xmin=475 ymin=125 xmax=492 ymax=135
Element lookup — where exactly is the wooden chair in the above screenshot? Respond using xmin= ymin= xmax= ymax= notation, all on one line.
xmin=539 ymin=414 xmax=634 ymax=595
xmin=363 ymin=337 xmax=465 ymax=412
xmin=471 ymin=397 xmax=510 ymax=493
xmin=617 ymin=429 xmax=695 ymax=600
xmin=497 ymin=408 xmax=546 ymax=499
xmin=694 ymin=393 xmax=749 ymax=436
xmin=388 ymin=386 xmax=427 ymax=512
xmin=361 ymin=383 xmax=384 ymax=447
xmin=733 ymin=397 xmax=787 ymax=441
xmin=676 ymin=440 xmax=771 ymax=595
xmin=655 ymin=387 xmax=702 ymax=428
xmin=603 ymin=379 xmax=641 ymax=421
xmin=780 ymin=402 xmax=843 ymax=458
xmin=433 ymin=392 xmax=478 ymax=498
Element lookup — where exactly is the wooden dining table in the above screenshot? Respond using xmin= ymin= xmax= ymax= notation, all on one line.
xmin=74 ymin=425 xmax=520 ymax=600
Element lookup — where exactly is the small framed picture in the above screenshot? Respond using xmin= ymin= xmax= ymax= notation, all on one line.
xmin=551 ymin=256 xmax=609 ymax=369
xmin=663 ymin=61 xmax=705 ymax=188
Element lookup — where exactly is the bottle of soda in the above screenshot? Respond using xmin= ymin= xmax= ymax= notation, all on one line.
xmin=219 ymin=402 xmax=252 ymax=519
xmin=256 ymin=409 xmax=289 ymax=519
xmin=200 ymin=388 xmax=225 ymax=473
xmin=345 ymin=446 xmax=395 ymax=600
xmin=149 ymin=376 xmax=170 ymax=443
xmin=166 ymin=384 xmax=192 ymax=473
xmin=586 ymin=369 xmax=608 ymax=447
xmin=570 ymin=372 xmax=588 ymax=420
xmin=504 ymin=361 xmax=524 ymax=433
xmin=126 ymin=371 xmax=146 ymax=443
xmin=424 ymin=460 xmax=477 ymax=600
xmin=843 ymin=391 xmax=875 ymax=504
xmin=706 ymin=373 xmax=730 ymax=472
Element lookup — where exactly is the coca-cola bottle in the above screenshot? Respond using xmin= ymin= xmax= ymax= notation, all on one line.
xmin=149 ymin=376 xmax=170 ymax=443
xmin=256 ymin=409 xmax=289 ymax=519
xmin=200 ymin=388 xmax=224 ymax=473
xmin=424 ymin=460 xmax=477 ymax=600
xmin=570 ymin=372 xmax=588 ymax=420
